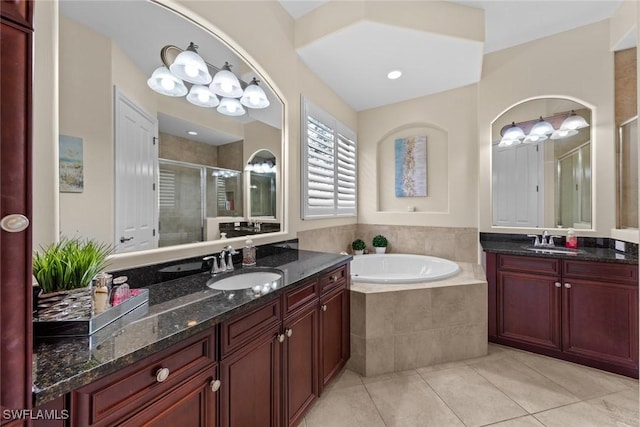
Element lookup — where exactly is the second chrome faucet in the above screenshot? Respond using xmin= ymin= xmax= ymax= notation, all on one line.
xmin=203 ymin=245 xmax=238 ymax=275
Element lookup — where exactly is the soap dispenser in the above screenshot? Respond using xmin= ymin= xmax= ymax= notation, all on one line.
xmin=566 ymin=228 xmax=578 ymax=249
xmin=242 ymin=239 xmax=257 ymax=267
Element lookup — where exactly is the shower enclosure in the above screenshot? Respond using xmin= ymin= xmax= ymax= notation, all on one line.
xmin=157 ymin=159 xmax=243 ymax=247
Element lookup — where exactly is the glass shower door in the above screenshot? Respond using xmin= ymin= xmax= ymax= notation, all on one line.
xmin=158 ymin=160 xmax=204 ymax=247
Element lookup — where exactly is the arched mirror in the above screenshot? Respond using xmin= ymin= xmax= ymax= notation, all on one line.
xmin=246 ymin=149 xmax=277 ymax=219
xmin=58 ymin=0 xmax=283 ymax=253
xmin=491 ymin=98 xmax=592 ymax=229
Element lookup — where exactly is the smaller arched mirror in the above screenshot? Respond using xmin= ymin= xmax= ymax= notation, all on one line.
xmin=491 ymin=98 xmax=592 ymax=229
xmin=246 ymin=150 xmax=277 ymax=219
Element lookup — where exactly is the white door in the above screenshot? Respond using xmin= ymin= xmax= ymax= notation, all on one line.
xmin=493 ymin=143 xmax=541 ymax=227
xmin=114 ymin=88 xmax=158 ymax=253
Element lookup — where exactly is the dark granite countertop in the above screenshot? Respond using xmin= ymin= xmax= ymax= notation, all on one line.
xmin=481 ymin=240 xmax=638 ymax=265
xmin=32 ymin=249 xmax=351 ymax=406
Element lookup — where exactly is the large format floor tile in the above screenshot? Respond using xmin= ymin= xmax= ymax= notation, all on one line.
xmin=303 ymin=344 xmax=639 ymax=427
xmin=470 ymin=356 xmax=580 ymax=413
xmin=420 ymin=366 xmax=527 ymax=427
xmin=304 ymin=384 xmax=385 ymax=427
xmin=364 ymin=375 xmax=464 ymax=427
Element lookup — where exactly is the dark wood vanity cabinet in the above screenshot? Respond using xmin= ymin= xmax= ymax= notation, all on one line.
xmin=487 ymin=253 xmax=638 ymax=377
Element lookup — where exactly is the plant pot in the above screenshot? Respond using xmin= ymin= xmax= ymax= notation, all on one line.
xmin=354 ymin=250 xmax=364 ymax=255
xmin=374 ymin=247 xmax=386 ymax=254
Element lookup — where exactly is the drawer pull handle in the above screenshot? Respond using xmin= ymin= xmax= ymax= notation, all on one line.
xmin=155 ymin=367 xmax=170 ymax=383
xmin=329 ymin=275 xmax=338 ymax=282
xmin=321 ymin=304 xmax=327 ymax=312
xmin=555 ymin=282 xmax=561 ymax=288
xmin=210 ymin=379 xmax=221 ymax=392
xmin=564 ymin=283 xmax=572 ymax=289
xmin=278 ymin=333 xmax=285 ymax=343
xmin=286 ymin=328 xmax=293 ymax=338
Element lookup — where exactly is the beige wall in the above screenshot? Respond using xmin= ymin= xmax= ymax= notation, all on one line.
xmin=478 ymin=21 xmax=615 ymax=238
xmin=158 ymin=133 xmax=219 ymax=167
xmin=358 ymin=84 xmax=478 ymax=228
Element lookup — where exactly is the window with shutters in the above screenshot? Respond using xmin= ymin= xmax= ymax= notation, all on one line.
xmin=301 ymin=97 xmax=357 ymax=219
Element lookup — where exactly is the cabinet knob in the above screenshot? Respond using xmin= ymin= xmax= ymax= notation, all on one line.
xmin=564 ymin=283 xmax=572 ymax=289
xmin=210 ymin=379 xmax=221 ymax=392
xmin=286 ymin=328 xmax=293 ymax=338
xmin=329 ymin=275 xmax=338 ymax=282
xmin=555 ymin=282 xmax=562 ymax=288
xmin=321 ymin=304 xmax=327 ymax=312
xmin=0 ymin=214 xmax=29 ymax=233
xmin=277 ymin=333 xmax=285 ymax=343
xmin=155 ymin=367 xmax=170 ymax=383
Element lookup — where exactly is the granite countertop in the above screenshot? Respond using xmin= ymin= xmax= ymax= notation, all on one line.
xmin=32 ymin=249 xmax=351 ymax=406
xmin=480 ymin=240 xmax=638 ymax=265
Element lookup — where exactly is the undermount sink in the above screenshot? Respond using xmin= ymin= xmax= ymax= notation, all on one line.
xmin=206 ymin=270 xmax=283 ymax=291
xmin=523 ymin=246 xmax=585 ymax=255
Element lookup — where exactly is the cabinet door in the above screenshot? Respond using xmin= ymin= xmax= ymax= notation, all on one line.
xmin=319 ymin=287 xmax=350 ymax=392
xmin=497 ymin=271 xmax=561 ymax=350
xmin=220 ymin=326 xmax=282 ymax=427
xmin=283 ymin=304 xmax=318 ymax=427
xmin=562 ymin=279 xmax=639 ymax=372
xmin=120 ymin=366 xmax=218 ymax=427
xmin=1 ymin=1 xmax=34 ymax=417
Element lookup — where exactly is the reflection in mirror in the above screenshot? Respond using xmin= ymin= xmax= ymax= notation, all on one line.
xmin=491 ymin=98 xmax=592 ymax=229
xmin=58 ymin=0 xmax=283 ymax=254
xmin=618 ymin=117 xmax=638 ymax=229
xmin=247 ymin=150 xmax=277 ymax=219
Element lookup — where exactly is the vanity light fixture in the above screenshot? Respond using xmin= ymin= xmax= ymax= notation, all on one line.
xmin=529 ymin=116 xmax=554 ymax=136
xmin=245 ymin=161 xmax=276 ymax=173
xmin=560 ymin=110 xmax=589 ymax=130
xmin=169 ymin=42 xmax=212 ymax=85
xmin=550 ymin=128 xmax=579 ymax=140
xmin=147 ymin=42 xmax=271 ymax=117
xmin=502 ymin=122 xmax=526 ymax=140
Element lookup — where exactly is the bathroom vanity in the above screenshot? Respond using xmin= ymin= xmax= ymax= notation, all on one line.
xmin=31 ymin=249 xmax=351 ymax=427
xmin=482 ymin=237 xmax=638 ymax=378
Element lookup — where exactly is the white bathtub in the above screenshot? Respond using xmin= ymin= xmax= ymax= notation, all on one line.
xmin=350 ymin=253 xmax=460 ymax=284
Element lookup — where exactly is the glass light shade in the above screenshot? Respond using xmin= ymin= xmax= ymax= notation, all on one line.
xmin=186 ymin=85 xmax=220 ymax=108
xmin=550 ymin=129 xmax=579 ymax=140
xmin=529 ymin=117 xmax=554 ymax=136
xmin=210 ymin=63 xmax=243 ymax=98
xmin=240 ymin=79 xmax=270 ymax=109
xmin=244 ymin=164 xmax=253 ymax=172
xmin=503 ymin=122 xmax=525 ymax=140
xmin=147 ymin=66 xmax=188 ymax=97
xmin=217 ymin=97 xmax=246 ymax=116
xmin=499 ymin=136 xmax=520 ymax=147
xmin=169 ymin=44 xmax=212 ymax=85
xmin=560 ymin=111 xmax=589 ymax=130
xmin=523 ymin=134 xmax=548 ymax=144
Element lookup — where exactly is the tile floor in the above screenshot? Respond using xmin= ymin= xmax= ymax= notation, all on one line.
xmin=301 ymin=344 xmax=639 ymax=427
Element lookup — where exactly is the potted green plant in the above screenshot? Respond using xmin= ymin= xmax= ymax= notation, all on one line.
xmin=351 ymin=238 xmax=366 ymax=255
xmin=33 ymin=237 xmax=111 ymax=305
xmin=372 ymin=234 xmax=388 ymax=254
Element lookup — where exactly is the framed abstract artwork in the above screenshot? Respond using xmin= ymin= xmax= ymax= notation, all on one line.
xmin=394 ymin=136 xmax=427 ymax=197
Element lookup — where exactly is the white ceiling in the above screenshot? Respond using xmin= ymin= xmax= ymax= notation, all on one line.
xmin=280 ymin=0 xmax=626 ymax=111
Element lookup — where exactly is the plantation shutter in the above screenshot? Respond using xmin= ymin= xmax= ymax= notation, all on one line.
xmin=302 ymin=97 xmax=357 ymax=219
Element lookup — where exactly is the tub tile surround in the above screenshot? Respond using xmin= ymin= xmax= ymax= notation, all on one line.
xmin=347 ymin=262 xmax=487 ymax=376
xmin=298 ymin=224 xmax=478 ymax=263
xmin=304 ymin=344 xmax=639 ymax=427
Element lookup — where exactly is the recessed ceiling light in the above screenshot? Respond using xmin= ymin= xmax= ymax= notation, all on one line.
xmin=187 ymin=131 xmax=198 ymax=136
xmin=387 ymin=70 xmax=402 ymax=80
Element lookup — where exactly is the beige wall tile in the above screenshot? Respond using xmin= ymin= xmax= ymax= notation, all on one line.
xmin=365 ymin=337 xmax=395 ymax=376
xmin=393 ymin=289 xmax=433 ymax=333
xmin=365 ymin=293 xmax=395 ymax=339
xmin=347 ymin=334 xmax=366 ymax=376
xmin=350 ymin=291 xmax=366 ymax=337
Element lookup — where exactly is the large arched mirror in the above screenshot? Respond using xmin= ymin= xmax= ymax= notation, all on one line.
xmin=58 ymin=0 xmax=283 ymax=253
xmin=491 ymin=98 xmax=592 ymax=229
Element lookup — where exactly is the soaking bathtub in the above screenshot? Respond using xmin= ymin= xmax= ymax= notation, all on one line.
xmin=350 ymin=253 xmax=460 ymax=284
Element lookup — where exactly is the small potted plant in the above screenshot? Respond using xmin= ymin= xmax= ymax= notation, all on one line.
xmin=351 ymin=238 xmax=366 ymax=255
xmin=372 ymin=234 xmax=388 ymax=254
xmin=33 ymin=237 xmax=111 ymax=311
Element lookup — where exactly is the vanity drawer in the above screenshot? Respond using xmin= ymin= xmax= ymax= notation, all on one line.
xmin=563 ymin=260 xmax=638 ymax=285
xmin=283 ymin=277 xmax=319 ymax=318
xmin=221 ymin=297 xmax=281 ymax=358
xmin=72 ymin=329 xmax=216 ymax=426
xmin=320 ymin=264 xmax=348 ymax=294
xmin=498 ymin=254 xmax=560 ymax=276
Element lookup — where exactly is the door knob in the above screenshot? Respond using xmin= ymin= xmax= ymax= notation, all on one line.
xmin=120 ymin=236 xmax=134 ymax=243
xmin=0 ymin=214 xmax=29 ymax=232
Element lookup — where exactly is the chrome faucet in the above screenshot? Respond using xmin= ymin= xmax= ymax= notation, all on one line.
xmin=527 ymin=230 xmax=560 ymax=247
xmin=220 ymin=245 xmax=238 ymax=272
xmin=203 ymin=255 xmax=223 ymax=275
